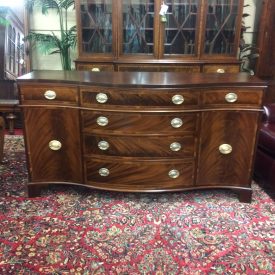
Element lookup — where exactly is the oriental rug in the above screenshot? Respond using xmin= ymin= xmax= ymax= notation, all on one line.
xmin=0 ymin=135 xmax=274 ymax=274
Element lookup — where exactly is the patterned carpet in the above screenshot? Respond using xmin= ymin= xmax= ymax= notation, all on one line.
xmin=0 ymin=135 xmax=274 ymax=274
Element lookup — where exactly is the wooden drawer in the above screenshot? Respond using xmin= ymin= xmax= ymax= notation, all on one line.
xmin=76 ymin=63 xmax=114 ymax=72
xmin=20 ymin=85 xmax=78 ymax=105
xmin=202 ymin=89 xmax=264 ymax=107
xmin=202 ymin=64 xmax=240 ymax=73
xmin=80 ymin=87 xmax=199 ymax=108
xmin=85 ymin=157 xmax=194 ymax=191
xmin=82 ymin=111 xmax=198 ymax=134
xmin=84 ymin=134 xmax=196 ymax=158
xmin=117 ymin=64 xmax=200 ymax=73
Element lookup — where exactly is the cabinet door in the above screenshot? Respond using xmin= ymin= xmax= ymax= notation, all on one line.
xmin=77 ymin=0 xmax=113 ymax=56
xmin=23 ymin=108 xmax=82 ymax=183
xmin=197 ymin=111 xmax=260 ymax=187
xmin=121 ymin=0 xmax=155 ymax=55
xmin=162 ymin=0 xmax=200 ymax=57
xmin=202 ymin=0 xmax=243 ymax=57
xmin=120 ymin=0 xmax=201 ymax=58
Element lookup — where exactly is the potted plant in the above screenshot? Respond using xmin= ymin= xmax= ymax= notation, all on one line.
xmin=25 ymin=0 xmax=76 ymax=70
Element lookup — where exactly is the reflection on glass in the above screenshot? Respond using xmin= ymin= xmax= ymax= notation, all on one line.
xmin=122 ymin=0 xmax=154 ymax=54
xmin=204 ymin=0 xmax=239 ymax=54
xmin=164 ymin=0 xmax=199 ymax=55
xmin=80 ymin=0 xmax=112 ymax=53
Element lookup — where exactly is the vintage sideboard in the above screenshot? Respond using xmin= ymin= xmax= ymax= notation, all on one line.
xmin=17 ymin=71 xmax=266 ymax=202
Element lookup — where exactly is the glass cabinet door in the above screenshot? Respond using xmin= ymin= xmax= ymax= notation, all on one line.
xmin=80 ymin=0 xmax=113 ymax=54
xmin=203 ymin=0 xmax=241 ymax=55
xmin=122 ymin=0 xmax=155 ymax=54
xmin=164 ymin=0 xmax=200 ymax=55
xmin=76 ymin=0 xmax=244 ymax=66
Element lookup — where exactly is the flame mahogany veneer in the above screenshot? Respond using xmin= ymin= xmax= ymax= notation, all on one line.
xmin=17 ymin=71 xmax=267 ymax=202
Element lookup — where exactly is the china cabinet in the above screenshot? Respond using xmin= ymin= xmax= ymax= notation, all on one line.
xmin=75 ymin=0 xmax=243 ymax=73
xmin=0 ymin=7 xmax=25 ymax=133
xmin=17 ymin=70 xmax=266 ymax=202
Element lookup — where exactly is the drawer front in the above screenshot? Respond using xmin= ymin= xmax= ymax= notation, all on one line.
xmin=85 ymin=158 xmax=194 ymax=191
xmin=117 ymin=64 xmax=200 ymax=73
xmin=20 ymin=85 xmax=78 ymax=105
xmin=202 ymin=64 xmax=240 ymax=73
xmin=84 ymin=135 xmax=196 ymax=158
xmin=202 ymin=89 xmax=263 ymax=107
xmin=82 ymin=111 xmax=198 ymax=134
xmin=81 ymin=87 xmax=199 ymax=108
xmin=76 ymin=63 xmax=114 ymax=72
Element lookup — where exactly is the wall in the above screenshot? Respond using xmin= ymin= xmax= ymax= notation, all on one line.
xmin=242 ymin=0 xmax=263 ymax=45
xmin=28 ymin=6 xmax=77 ymax=70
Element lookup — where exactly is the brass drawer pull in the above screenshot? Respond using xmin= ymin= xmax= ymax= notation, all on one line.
xmin=170 ymin=142 xmax=181 ymax=152
xmin=49 ymin=140 xmax=62 ymax=151
xmin=219 ymin=144 xmax=232 ymax=155
xmin=44 ymin=90 xmax=57 ymax=100
xmin=96 ymin=93 xmax=108 ymax=103
xmin=99 ymin=168 xmax=109 ymax=177
xmin=97 ymin=116 xmax=109 ymax=126
xmin=217 ymin=68 xmax=225 ymax=73
xmin=98 ymin=141 xmax=109 ymax=150
xmin=171 ymin=118 xmax=183 ymax=128
xmin=225 ymin=92 xmax=238 ymax=103
xmin=91 ymin=67 xmax=100 ymax=72
xmin=172 ymin=94 xmax=184 ymax=105
xmin=168 ymin=169 xmax=180 ymax=179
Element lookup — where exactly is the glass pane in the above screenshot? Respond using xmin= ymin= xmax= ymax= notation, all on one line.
xmin=164 ymin=0 xmax=199 ymax=55
xmin=122 ymin=0 xmax=154 ymax=54
xmin=80 ymin=0 xmax=112 ymax=53
xmin=204 ymin=0 xmax=239 ymax=54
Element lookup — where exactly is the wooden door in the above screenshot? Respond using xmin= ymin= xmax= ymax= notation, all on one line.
xmin=197 ymin=110 xmax=260 ymax=187
xmin=23 ymin=107 xmax=83 ymax=183
xmin=200 ymin=0 xmax=244 ymax=58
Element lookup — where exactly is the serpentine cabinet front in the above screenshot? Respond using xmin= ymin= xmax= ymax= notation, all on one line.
xmin=17 ymin=71 xmax=266 ymax=202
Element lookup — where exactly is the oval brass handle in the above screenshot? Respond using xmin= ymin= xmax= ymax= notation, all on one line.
xmin=171 ymin=118 xmax=183 ymax=128
xmin=168 ymin=169 xmax=180 ymax=179
xmin=49 ymin=140 xmax=62 ymax=151
xmin=170 ymin=142 xmax=181 ymax=152
xmin=217 ymin=68 xmax=225 ymax=73
xmin=219 ymin=144 xmax=232 ymax=155
xmin=96 ymin=116 xmax=109 ymax=126
xmin=225 ymin=92 xmax=238 ymax=103
xmin=91 ymin=67 xmax=100 ymax=72
xmin=98 ymin=140 xmax=109 ymax=150
xmin=172 ymin=95 xmax=184 ymax=105
xmin=96 ymin=93 xmax=108 ymax=103
xmin=44 ymin=90 xmax=57 ymax=100
xmin=99 ymin=168 xmax=109 ymax=177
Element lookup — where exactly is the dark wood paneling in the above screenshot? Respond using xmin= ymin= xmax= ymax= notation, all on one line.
xmin=197 ymin=111 xmax=260 ymax=186
xmin=256 ymin=0 xmax=275 ymax=78
xmin=23 ymin=107 xmax=82 ymax=183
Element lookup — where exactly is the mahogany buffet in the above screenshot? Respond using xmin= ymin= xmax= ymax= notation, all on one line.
xmin=17 ymin=71 xmax=266 ymax=202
